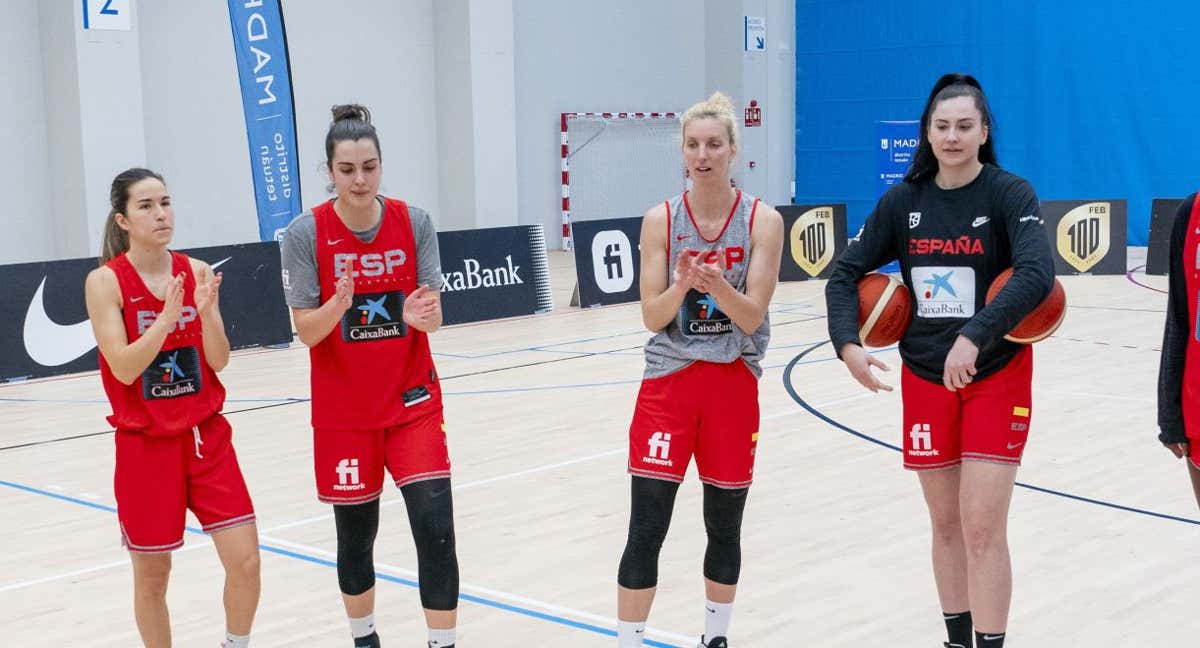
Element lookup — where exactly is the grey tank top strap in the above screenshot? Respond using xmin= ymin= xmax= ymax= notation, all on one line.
xmin=643 ymin=190 xmax=771 ymax=379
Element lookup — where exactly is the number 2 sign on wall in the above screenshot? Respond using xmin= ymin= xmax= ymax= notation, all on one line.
xmin=82 ymin=0 xmax=132 ymax=31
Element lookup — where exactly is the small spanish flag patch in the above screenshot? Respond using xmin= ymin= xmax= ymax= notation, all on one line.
xmin=1012 ymin=406 xmax=1030 ymax=417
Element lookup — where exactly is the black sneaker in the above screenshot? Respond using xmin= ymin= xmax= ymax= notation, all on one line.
xmin=699 ymin=636 xmax=729 ymax=648
xmin=353 ymin=631 xmax=381 ymax=648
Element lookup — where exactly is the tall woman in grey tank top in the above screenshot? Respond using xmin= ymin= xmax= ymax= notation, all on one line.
xmin=615 ymin=93 xmax=784 ymax=648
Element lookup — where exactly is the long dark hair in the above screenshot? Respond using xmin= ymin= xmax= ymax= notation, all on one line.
xmin=99 ymin=167 xmax=165 ymax=265
xmin=904 ymin=73 xmax=997 ymax=184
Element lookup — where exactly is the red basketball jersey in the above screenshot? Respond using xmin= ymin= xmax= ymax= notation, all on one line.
xmin=100 ymin=252 xmax=225 ymax=435
xmin=309 ymin=198 xmax=441 ymax=430
xmin=1181 ymin=195 xmax=1200 ymax=437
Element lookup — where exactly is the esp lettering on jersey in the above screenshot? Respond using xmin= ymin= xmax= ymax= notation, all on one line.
xmin=136 ymin=307 xmax=199 ymax=335
xmin=908 ymin=236 xmax=986 ymax=256
xmin=333 ymin=249 xmax=408 ymax=278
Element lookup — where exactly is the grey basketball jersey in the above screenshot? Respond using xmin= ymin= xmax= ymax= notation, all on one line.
xmin=643 ymin=190 xmax=770 ymax=379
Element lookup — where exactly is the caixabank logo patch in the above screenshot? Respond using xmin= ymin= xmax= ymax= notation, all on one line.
xmin=142 ymin=347 xmax=202 ymax=400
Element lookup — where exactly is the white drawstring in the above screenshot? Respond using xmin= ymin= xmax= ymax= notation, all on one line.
xmin=193 ymin=425 xmax=204 ymax=459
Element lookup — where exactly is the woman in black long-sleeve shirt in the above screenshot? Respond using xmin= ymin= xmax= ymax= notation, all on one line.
xmin=1157 ymin=192 xmax=1200 ymax=508
xmin=824 ymin=74 xmax=1055 ymax=648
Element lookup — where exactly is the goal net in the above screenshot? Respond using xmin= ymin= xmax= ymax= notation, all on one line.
xmin=560 ymin=112 xmax=685 ymax=249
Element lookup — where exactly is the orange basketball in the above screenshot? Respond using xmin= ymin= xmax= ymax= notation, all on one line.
xmin=857 ymin=273 xmax=912 ymax=347
xmin=985 ymin=268 xmax=1066 ymax=344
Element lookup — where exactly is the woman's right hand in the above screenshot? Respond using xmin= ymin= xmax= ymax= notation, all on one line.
xmin=158 ymin=273 xmax=185 ymax=328
xmin=331 ymin=267 xmax=355 ymax=312
xmin=840 ymin=343 xmax=893 ymax=392
xmin=672 ymin=249 xmax=702 ymax=290
xmin=1164 ymin=441 xmax=1189 ymax=459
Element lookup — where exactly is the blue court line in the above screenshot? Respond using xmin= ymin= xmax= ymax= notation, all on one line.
xmin=0 ymin=478 xmax=683 ymax=647
xmin=781 ymin=341 xmax=1200 ymax=527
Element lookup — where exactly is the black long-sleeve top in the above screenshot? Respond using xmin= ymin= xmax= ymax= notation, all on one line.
xmin=826 ymin=164 xmax=1056 ymax=383
xmin=1157 ymin=193 xmax=1196 ymax=445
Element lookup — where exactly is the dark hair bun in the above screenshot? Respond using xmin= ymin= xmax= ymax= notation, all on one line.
xmin=331 ymin=103 xmax=371 ymax=124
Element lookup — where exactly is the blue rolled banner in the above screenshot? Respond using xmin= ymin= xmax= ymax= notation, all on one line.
xmin=227 ymin=0 xmax=301 ymax=242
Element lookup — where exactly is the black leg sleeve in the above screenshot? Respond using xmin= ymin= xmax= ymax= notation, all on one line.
xmin=401 ymin=478 xmax=459 ymax=610
xmin=617 ymin=476 xmax=681 ymax=589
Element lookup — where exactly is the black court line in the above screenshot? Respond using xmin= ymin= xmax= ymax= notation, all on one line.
xmin=1067 ymin=304 xmax=1165 ymax=314
xmin=782 ymin=340 xmax=1200 ymax=527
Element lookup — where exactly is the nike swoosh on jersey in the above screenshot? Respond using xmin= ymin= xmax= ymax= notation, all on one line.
xmin=327 ymin=239 xmax=343 ymax=245
xmin=209 ymin=256 xmax=232 ymax=271
xmin=23 ymin=278 xmax=97 ymax=367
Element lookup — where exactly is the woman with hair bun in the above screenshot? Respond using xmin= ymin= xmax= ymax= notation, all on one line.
xmin=615 ymin=92 xmax=784 ymax=648
xmin=280 ymin=104 xmax=458 ymax=648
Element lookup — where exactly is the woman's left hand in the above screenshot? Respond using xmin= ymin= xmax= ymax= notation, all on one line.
xmin=194 ymin=271 xmax=222 ymax=318
xmin=942 ymin=335 xmax=978 ymax=391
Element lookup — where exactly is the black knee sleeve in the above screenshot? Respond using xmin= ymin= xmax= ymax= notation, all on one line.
xmin=617 ymin=477 xmax=681 ymax=589
xmin=334 ymin=499 xmax=380 ymax=596
xmin=401 ymin=478 xmax=459 ymax=610
xmin=702 ymin=484 xmax=748 ymax=585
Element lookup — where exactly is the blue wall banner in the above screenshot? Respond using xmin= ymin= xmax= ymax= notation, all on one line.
xmin=795 ymin=1 xmax=1200 ymax=247
xmin=227 ymin=0 xmax=301 ymax=242
xmin=875 ymin=121 xmax=919 ymax=201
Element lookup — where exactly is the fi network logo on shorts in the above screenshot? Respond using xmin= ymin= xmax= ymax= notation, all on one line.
xmin=592 ymin=230 xmax=634 ymax=293
xmin=334 ymin=458 xmax=364 ymax=491
xmin=908 ymin=423 xmax=938 ymax=457
xmin=643 ymin=432 xmax=673 ymax=467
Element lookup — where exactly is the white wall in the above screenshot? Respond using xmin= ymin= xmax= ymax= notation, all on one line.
xmin=0 ymin=1 xmax=794 ymax=263
xmin=468 ymin=0 xmax=519 ymax=230
xmin=76 ymin=2 xmax=146 ymax=256
xmin=139 ymin=1 xmax=258 ymax=249
xmin=513 ymin=0 xmax=707 ymax=243
xmin=38 ymin=0 xmax=89 ymax=261
xmin=434 ymin=0 xmax=477 ymax=232
xmin=0 ymin=1 xmax=53 ymax=264
xmin=286 ymin=0 xmax=441 ymax=223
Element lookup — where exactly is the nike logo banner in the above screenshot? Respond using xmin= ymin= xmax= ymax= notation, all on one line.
xmin=2 ymin=242 xmax=291 ymax=381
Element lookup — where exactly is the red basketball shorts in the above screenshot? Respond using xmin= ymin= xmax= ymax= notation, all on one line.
xmin=313 ymin=408 xmax=451 ymax=504
xmin=114 ymin=414 xmax=255 ymax=553
xmin=628 ymin=360 xmax=760 ymax=489
xmin=900 ymin=347 xmax=1033 ymax=470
